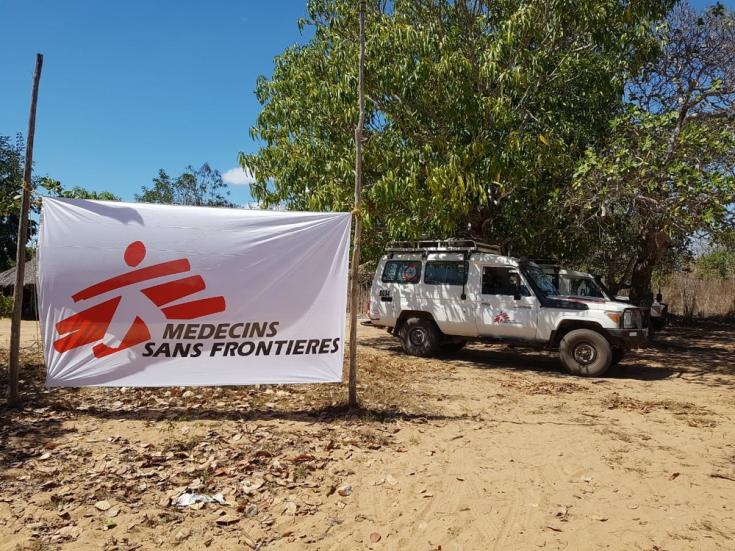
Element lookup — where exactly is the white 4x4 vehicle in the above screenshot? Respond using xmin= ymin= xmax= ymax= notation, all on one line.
xmin=368 ymin=240 xmax=649 ymax=377
xmin=538 ymin=263 xmax=668 ymax=332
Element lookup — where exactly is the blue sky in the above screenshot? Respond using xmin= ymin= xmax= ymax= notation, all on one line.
xmin=1 ymin=0 xmax=314 ymax=205
xmin=1 ymin=1 xmax=731 ymax=206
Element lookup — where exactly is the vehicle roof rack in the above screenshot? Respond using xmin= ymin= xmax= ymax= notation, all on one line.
xmin=386 ymin=238 xmax=502 ymax=255
xmin=530 ymin=258 xmax=560 ymax=266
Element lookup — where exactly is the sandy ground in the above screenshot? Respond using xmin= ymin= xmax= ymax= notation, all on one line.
xmin=1 ymin=318 xmax=734 ymax=550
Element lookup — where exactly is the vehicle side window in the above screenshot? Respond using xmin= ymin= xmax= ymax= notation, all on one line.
xmin=482 ymin=267 xmax=529 ymax=296
xmin=381 ymin=260 xmax=422 ymax=284
xmin=424 ymin=261 xmax=468 ymax=285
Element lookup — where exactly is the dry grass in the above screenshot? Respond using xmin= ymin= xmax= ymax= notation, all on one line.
xmin=659 ymin=272 xmax=735 ymax=320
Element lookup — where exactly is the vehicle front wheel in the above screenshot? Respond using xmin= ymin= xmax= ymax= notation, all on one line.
xmin=559 ymin=329 xmax=612 ymax=377
xmin=399 ymin=317 xmax=440 ymax=357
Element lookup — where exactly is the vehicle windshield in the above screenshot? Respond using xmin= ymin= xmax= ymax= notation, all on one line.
xmin=560 ymin=276 xmax=606 ymax=299
xmin=524 ymin=264 xmax=559 ymax=296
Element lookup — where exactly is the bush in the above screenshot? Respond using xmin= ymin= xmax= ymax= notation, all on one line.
xmin=697 ymin=250 xmax=735 ymax=279
xmin=0 ymin=295 xmax=13 ymax=317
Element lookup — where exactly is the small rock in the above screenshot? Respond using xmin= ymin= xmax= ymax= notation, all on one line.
xmin=216 ymin=514 xmax=240 ymax=526
xmin=105 ymin=506 xmax=120 ymax=518
xmin=369 ymin=532 xmax=382 ymax=543
xmin=57 ymin=525 xmax=80 ymax=539
xmin=337 ymin=483 xmax=352 ymax=497
xmin=94 ymin=500 xmax=111 ymax=511
xmin=245 ymin=504 xmax=259 ymax=518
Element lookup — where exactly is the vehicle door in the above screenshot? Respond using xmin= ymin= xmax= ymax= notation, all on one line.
xmin=374 ymin=258 xmax=422 ymax=322
xmin=421 ymin=258 xmax=476 ymax=336
xmin=476 ymin=265 xmax=539 ymax=340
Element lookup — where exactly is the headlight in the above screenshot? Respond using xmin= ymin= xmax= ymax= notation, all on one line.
xmin=623 ymin=309 xmax=638 ymax=328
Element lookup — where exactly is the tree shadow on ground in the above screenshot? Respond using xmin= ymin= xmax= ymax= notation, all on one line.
xmin=1 ymin=359 xmax=462 ymax=433
xmin=39 ymin=401 xmax=464 ymax=425
xmin=358 ymin=326 xmax=733 ymax=385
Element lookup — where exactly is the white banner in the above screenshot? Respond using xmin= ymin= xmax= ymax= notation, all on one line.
xmin=38 ymin=198 xmax=351 ymax=387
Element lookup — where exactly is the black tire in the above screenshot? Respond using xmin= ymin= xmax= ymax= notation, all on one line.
xmin=559 ymin=329 xmax=612 ymax=377
xmin=441 ymin=341 xmax=466 ymax=354
xmin=399 ymin=317 xmax=440 ymax=357
xmin=611 ymin=348 xmax=626 ymax=366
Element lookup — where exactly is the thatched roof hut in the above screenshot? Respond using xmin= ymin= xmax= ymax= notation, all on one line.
xmin=0 ymin=258 xmax=38 ymax=319
xmin=0 ymin=257 xmax=37 ymax=289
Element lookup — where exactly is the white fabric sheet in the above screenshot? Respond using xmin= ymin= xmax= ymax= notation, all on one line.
xmin=38 ymin=198 xmax=351 ymax=387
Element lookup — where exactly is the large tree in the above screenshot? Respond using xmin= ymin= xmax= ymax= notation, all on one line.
xmin=0 ymin=135 xmax=25 ymax=270
xmin=242 ymin=0 xmax=671 ymax=262
xmin=136 ymin=163 xmax=234 ymax=207
xmin=568 ymin=2 xmax=735 ymax=303
xmin=39 ymin=177 xmax=121 ymax=201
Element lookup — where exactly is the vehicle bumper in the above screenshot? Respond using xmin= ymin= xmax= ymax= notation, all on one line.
xmin=605 ymin=327 xmax=649 ymax=348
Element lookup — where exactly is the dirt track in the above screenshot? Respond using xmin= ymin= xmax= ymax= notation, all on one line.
xmin=1 ymin=319 xmax=734 ymax=550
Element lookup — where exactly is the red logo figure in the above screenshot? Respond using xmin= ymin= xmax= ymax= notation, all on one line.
xmin=53 ymin=241 xmax=226 ymax=358
xmin=493 ymin=310 xmax=511 ymax=324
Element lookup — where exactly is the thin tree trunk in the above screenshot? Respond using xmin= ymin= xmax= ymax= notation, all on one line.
xmin=8 ymin=53 xmax=43 ymax=407
xmin=348 ymin=1 xmax=366 ymax=409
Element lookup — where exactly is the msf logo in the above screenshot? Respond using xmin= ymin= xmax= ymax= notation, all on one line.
xmin=493 ymin=310 xmax=511 ymax=324
xmin=53 ymin=241 xmax=226 ymax=358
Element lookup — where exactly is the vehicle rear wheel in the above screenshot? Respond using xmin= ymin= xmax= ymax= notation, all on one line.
xmin=560 ymin=329 xmax=612 ymax=377
xmin=399 ymin=317 xmax=440 ymax=357
xmin=440 ymin=341 xmax=466 ymax=354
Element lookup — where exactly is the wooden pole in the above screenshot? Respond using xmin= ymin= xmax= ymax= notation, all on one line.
xmin=348 ymin=1 xmax=366 ymax=409
xmin=8 ymin=53 xmax=43 ymax=407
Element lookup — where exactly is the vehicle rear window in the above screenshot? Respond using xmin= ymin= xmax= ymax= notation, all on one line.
xmin=424 ymin=261 xmax=468 ymax=285
xmin=381 ymin=260 xmax=422 ymax=283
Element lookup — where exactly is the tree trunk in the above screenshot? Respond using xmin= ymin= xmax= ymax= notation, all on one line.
xmin=629 ymin=230 xmax=670 ymax=306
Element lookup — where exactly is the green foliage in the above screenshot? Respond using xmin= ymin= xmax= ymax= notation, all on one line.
xmin=0 ymin=135 xmax=27 ymax=271
xmin=40 ymin=178 xmax=121 ymax=201
xmin=136 ymin=164 xmax=234 ymax=207
xmin=242 ymin=0 xmax=671 ymax=262
xmin=566 ymin=2 xmax=735 ymax=298
xmin=0 ymin=295 xmax=13 ymax=317
xmin=570 ymin=106 xmax=735 ymax=262
xmin=697 ymin=249 xmax=735 ymax=279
